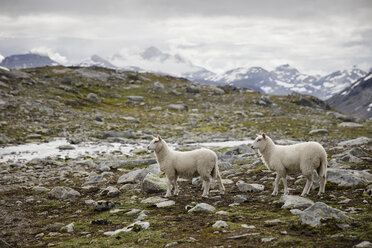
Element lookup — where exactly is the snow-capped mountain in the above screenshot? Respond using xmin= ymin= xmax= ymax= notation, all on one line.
xmin=188 ymin=64 xmax=367 ymax=99
xmin=0 ymin=54 xmax=59 ymax=69
xmin=110 ymin=46 xmax=213 ymax=77
xmin=314 ymin=67 xmax=366 ymax=99
xmin=326 ymin=72 xmax=372 ymax=119
xmin=0 ymin=48 xmax=368 ymax=101
xmin=78 ymin=55 xmax=116 ymax=69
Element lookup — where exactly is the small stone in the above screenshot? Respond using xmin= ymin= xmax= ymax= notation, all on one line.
xmin=62 ymin=223 xmax=74 ymax=233
xmin=58 ymin=145 xmax=75 ymax=150
xmin=236 ymin=181 xmax=264 ymax=193
xmin=234 ymin=195 xmax=250 ymax=204
xmin=212 ymin=220 xmax=229 ymax=228
xmin=216 ymin=211 xmax=229 ymax=215
xmin=309 ymin=129 xmax=329 ymax=135
xmin=156 ymin=200 xmax=176 ymax=208
xmin=188 ymin=203 xmax=215 ymax=213
xmin=87 ymin=93 xmax=99 ymax=103
xmin=261 ymin=237 xmax=276 ymax=242
xmin=354 ymin=241 xmax=372 ymax=248
xmin=241 ymin=224 xmax=256 ymax=229
xmin=93 ymin=200 xmax=115 ymax=211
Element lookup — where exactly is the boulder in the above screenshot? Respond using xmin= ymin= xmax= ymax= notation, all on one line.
xmin=326 ymin=168 xmax=372 ymax=187
xmin=294 ymin=202 xmax=349 ymax=227
xmin=277 ymin=195 xmax=314 ymax=209
xmin=188 ymin=203 xmax=215 ymax=213
xmin=141 ymin=172 xmax=168 ymax=194
xmin=236 ymin=181 xmax=264 ymax=193
xmin=338 ymin=137 xmax=371 ymax=147
xmin=48 ymin=186 xmax=81 ymax=200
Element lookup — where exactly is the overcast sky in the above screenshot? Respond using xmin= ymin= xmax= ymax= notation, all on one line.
xmin=0 ymin=0 xmax=371 ymax=75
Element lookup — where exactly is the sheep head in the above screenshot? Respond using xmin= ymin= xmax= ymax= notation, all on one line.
xmin=251 ymin=133 xmax=268 ymax=150
xmin=147 ymin=136 xmax=163 ymax=152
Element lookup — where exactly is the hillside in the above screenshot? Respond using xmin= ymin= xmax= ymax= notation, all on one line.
xmin=326 ymin=73 xmax=372 ymax=119
xmin=0 ymin=54 xmax=59 ymax=69
xmin=0 ymin=66 xmax=371 ymax=248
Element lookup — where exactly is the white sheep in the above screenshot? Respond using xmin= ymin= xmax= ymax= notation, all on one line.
xmin=147 ymin=136 xmax=225 ymax=197
xmin=251 ymin=133 xmax=327 ymax=196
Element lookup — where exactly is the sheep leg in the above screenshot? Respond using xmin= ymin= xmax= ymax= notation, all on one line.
xmin=172 ymin=176 xmax=179 ymax=196
xmin=217 ymin=171 xmax=225 ymax=195
xmin=318 ymin=175 xmax=326 ymax=195
xmin=282 ymin=176 xmax=289 ymax=195
xmin=202 ymin=177 xmax=211 ymax=198
xmin=165 ymin=178 xmax=173 ymax=198
xmin=301 ymin=175 xmax=313 ymax=196
xmin=272 ymin=174 xmax=281 ymax=196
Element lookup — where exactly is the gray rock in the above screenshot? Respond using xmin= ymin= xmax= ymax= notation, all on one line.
xmin=309 ymin=129 xmax=329 ymax=135
xmin=58 ymin=144 xmax=75 ymax=150
xmin=278 ymin=195 xmax=314 ymax=209
xmin=338 ymin=137 xmax=371 ymax=147
xmin=168 ymin=104 xmax=188 ymax=111
xmin=156 ymin=200 xmax=176 ymax=208
xmin=117 ymin=168 xmax=145 ymax=184
xmin=354 ymin=241 xmax=372 ymax=248
xmin=261 ymin=237 xmax=276 ymax=243
xmin=338 ymin=122 xmax=363 ymax=128
xmin=186 ymin=85 xmax=200 ymax=94
xmin=141 ymin=172 xmax=168 ymax=194
xmin=327 ymin=111 xmax=355 ymax=122
xmin=294 ymin=202 xmax=349 ymax=227
xmin=236 ymin=181 xmax=265 ymax=193
xmin=153 ymin=81 xmax=165 ymax=92
xmin=101 ymin=186 xmax=120 ymax=197
xmin=349 ymin=147 xmax=368 ymax=158
xmin=122 ymin=116 xmax=140 ymax=123
xmin=85 ymin=172 xmax=106 ymax=184
xmin=234 ymin=195 xmax=250 ymax=204
xmin=126 ymin=95 xmax=145 ymax=102
xmin=48 ymin=186 xmax=81 ymax=200
xmin=62 ymin=223 xmax=74 ymax=233
xmin=264 ymin=219 xmax=282 ymax=225
xmin=188 ymin=203 xmax=216 ymax=213
xmin=87 ymin=93 xmax=99 ymax=103
xmin=125 ymin=209 xmax=142 ymax=216
xmin=212 ymin=220 xmax=229 ymax=228
xmin=93 ymin=200 xmax=115 ymax=211
xmin=326 ymin=168 xmax=372 ymax=187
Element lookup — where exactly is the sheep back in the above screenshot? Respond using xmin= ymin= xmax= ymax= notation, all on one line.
xmin=163 ymin=148 xmax=217 ymax=179
xmin=270 ymin=142 xmax=327 ymax=174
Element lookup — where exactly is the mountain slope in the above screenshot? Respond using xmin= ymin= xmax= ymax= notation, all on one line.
xmin=326 ymin=73 xmax=372 ymax=119
xmin=78 ymin=55 xmax=117 ymax=69
xmin=0 ymin=54 xmax=59 ymax=69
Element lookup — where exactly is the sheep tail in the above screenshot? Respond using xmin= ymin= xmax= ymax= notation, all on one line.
xmin=317 ymin=154 xmax=327 ymax=178
xmin=212 ymin=159 xmax=222 ymax=180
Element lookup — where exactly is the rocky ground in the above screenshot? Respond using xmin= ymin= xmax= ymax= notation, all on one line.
xmin=0 ymin=66 xmax=371 ymax=247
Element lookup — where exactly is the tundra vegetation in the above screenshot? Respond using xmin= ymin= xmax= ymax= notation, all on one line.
xmin=0 ymin=66 xmax=371 ymax=248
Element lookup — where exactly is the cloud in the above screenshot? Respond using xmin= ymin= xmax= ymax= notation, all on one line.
xmin=30 ymin=47 xmax=68 ymax=65
xmin=0 ymin=0 xmax=371 ymax=74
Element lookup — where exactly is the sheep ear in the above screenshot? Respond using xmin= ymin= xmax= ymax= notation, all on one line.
xmin=158 ymin=136 xmax=161 ymax=141
xmin=262 ymin=133 xmax=266 ymax=139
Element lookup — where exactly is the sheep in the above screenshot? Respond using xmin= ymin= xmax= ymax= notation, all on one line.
xmin=147 ymin=136 xmax=225 ymax=197
xmin=251 ymin=133 xmax=327 ymax=196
